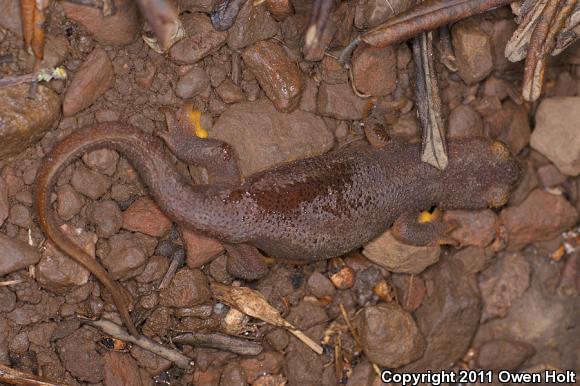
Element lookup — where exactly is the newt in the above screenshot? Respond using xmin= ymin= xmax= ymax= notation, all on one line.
xmin=34 ymin=105 xmax=521 ymax=335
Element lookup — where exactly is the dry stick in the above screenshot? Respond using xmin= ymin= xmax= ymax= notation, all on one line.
xmin=413 ymin=32 xmax=448 ymax=170
xmin=0 ymin=364 xmax=64 ymax=386
xmin=505 ymin=0 xmax=548 ymax=62
xmin=304 ymin=0 xmax=333 ymax=52
xmin=172 ymin=332 xmax=263 ymax=355
xmin=340 ymin=0 xmax=514 ymax=64
xmin=81 ymin=317 xmax=193 ymax=369
xmin=522 ymin=0 xmax=562 ymax=101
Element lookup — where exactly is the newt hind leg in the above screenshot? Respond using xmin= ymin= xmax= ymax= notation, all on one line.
xmin=159 ymin=103 xmax=242 ymax=187
xmin=392 ymin=209 xmax=459 ymax=247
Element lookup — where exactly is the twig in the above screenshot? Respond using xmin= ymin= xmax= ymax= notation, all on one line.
xmin=413 ymin=32 xmax=448 ymax=170
xmin=0 ymin=363 xmax=64 ymax=386
xmin=0 ymin=67 xmax=67 ymax=89
xmin=172 ymin=332 xmax=263 ymax=355
xmin=80 ymin=317 xmax=193 ymax=369
xmin=304 ymin=0 xmax=334 ymax=56
xmin=158 ymin=247 xmax=185 ymax=289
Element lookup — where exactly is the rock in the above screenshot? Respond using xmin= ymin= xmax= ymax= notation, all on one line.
xmin=452 ymin=19 xmax=493 ymax=85
xmin=476 ymin=339 xmax=534 ymax=370
xmin=136 ymin=255 xmax=170 ymax=284
xmin=130 ymin=345 xmax=171 ymax=375
xmin=103 ymin=351 xmax=143 ymax=386
xmin=490 ymin=18 xmax=517 ymax=72
xmin=62 ymin=0 xmax=139 ymax=46
xmin=392 ymin=274 xmax=427 ymax=312
xmin=41 ymin=35 xmax=71 ymax=69
xmin=0 ymin=0 xmax=21 ymax=36
xmin=63 ymin=46 xmax=114 ymax=117
xmin=56 ymin=184 xmax=84 ymax=221
xmin=484 ymin=100 xmax=530 ymax=155
xmin=401 ymin=258 xmax=481 ymax=371
xmin=479 ymin=252 xmax=531 ymax=322
xmin=299 ymin=78 xmax=319 ymax=113
xmin=531 ymin=97 xmax=580 ymax=176
xmin=346 ymin=361 xmax=375 ymax=386
xmin=320 ymin=56 xmax=348 ymax=85
xmin=220 ymin=362 xmax=246 ymax=386
xmin=330 ymin=266 xmax=355 ymax=290
xmin=447 ymin=104 xmax=483 ymax=139
xmin=71 ymin=164 xmax=111 ymax=199
xmin=451 ymin=246 xmax=493 ymax=274
xmin=266 ymin=329 xmax=289 ymax=351
xmin=82 ymin=149 xmax=119 ymax=176
xmin=357 ymin=303 xmax=424 ymax=368
xmin=307 ymin=272 xmax=335 ymax=298
xmin=122 ymin=196 xmax=172 ymax=237
xmin=159 ymin=269 xmax=211 ymax=308
xmin=182 ymin=228 xmax=224 ymax=268
xmin=57 ymin=327 xmax=104 ymax=383
xmin=37 ymin=225 xmax=97 ymax=291
xmin=444 ymin=209 xmax=498 ymax=248
xmin=143 ymin=307 xmax=172 ymax=337
xmin=354 ymin=0 xmax=411 ymax=29
xmin=86 ymin=200 xmax=123 ymax=238
xmin=227 ymin=0 xmax=279 ymax=50
xmin=353 ymin=266 xmax=383 ymax=305
xmin=509 ymin=161 xmax=538 ymax=206
xmin=5 ymin=292 xmax=63 ymax=326
xmin=210 ymin=101 xmax=333 ymax=175
xmin=362 ymin=230 xmax=440 ymax=274
xmin=351 ymin=44 xmax=397 ymax=96
xmin=8 ymin=204 xmax=31 ymax=228
xmin=284 ymin=347 xmax=323 ymax=386
xmin=317 ymin=82 xmax=371 ymax=120
xmin=500 ymin=189 xmax=578 ymax=251
xmin=537 ymin=164 xmax=567 ymax=188
xmin=239 ymin=351 xmax=284 ymax=383
xmin=0 ymin=84 xmax=60 ymax=159
xmin=0 ymin=177 xmax=7 ymax=226
xmin=169 ymin=13 xmax=227 ymax=64
xmin=215 ymin=78 xmax=245 ymax=104
xmin=0 ymin=287 xmax=16 ymax=313
xmin=102 ymin=232 xmax=150 ymax=280
xmin=175 ymin=68 xmax=211 ymax=99
xmin=0 ymin=234 xmax=40 ymax=276
xmin=242 ymin=40 xmax=303 ymax=112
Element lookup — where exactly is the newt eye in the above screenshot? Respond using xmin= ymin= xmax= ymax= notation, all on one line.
xmin=490 ymin=141 xmax=510 ymax=161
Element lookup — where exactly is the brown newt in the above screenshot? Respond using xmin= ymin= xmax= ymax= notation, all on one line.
xmin=34 ymin=107 xmax=521 ymax=335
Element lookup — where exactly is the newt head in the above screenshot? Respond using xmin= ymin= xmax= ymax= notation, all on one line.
xmin=438 ymin=138 xmax=522 ymax=210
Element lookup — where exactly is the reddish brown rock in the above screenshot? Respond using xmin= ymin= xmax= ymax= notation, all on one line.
xmin=82 ymin=149 xmax=119 ymax=176
xmin=444 ymin=209 xmax=498 ymax=248
xmin=211 ymin=101 xmax=333 ymax=176
xmin=182 ymin=228 xmax=225 ymax=268
xmin=37 ymin=225 xmax=97 ymax=291
xmin=170 ymin=13 xmax=227 ymax=64
xmin=531 ymin=97 xmax=580 ymax=176
xmin=479 ymin=253 xmax=531 ymax=322
xmin=0 ymin=234 xmax=41 ymax=276
xmin=392 ymin=274 xmax=426 ymax=312
xmin=103 ymin=351 xmax=143 ymax=386
xmin=86 ymin=200 xmax=123 ymax=238
xmin=320 ymin=56 xmax=348 ymax=85
xmin=242 ymin=40 xmax=303 ymax=113
xmin=476 ymin=339 xmax=535 ymax=370
xmin=500 ymin=189 xmax=578 ymax=251
xmin=62 ymin=0 xmax=139 ymax=46
xmin=159 ymin=269 xmax=211 ymax=308
xmin=122 ymin=196 xmax=172 ymax=237
xmin=0 ymin=0 xmax=22 ymax=36
xmin=102 ymin=232 xmax=152 ymax=280
xmin=56 ymin=184 xmax=84 ymax=221
xmin=215 ymin=79 xmax=245 ymax=104
xmin=447 ymin=104 xmax=483 ymax=139
xmin=176 ymin=68 xmax=211 ymax=99
xmin=71 ymin=165 xmax=111 ymax=200
xmin=352 ymin=44 xmax=397 ymax=96
xmin=452 ymin=19 xmax=493 ymax=85
xmin=0 ymin=84 xmax=60 ymax=160
xmin=537 ymin=164 xmax=567 ymax=188
xmin=357 ymin=303 xmax=425 ymax=368
xmin=57 ymin=327 xmax=104 ymax=383
xmin=0 ymin=177 xmax=9 ymax=226
xmin=484 ymin=100 xmax=530 ymax=155
xmin=362 ymin=230 xmax=440 ymax=274
xmin=63 ymin=46 xmax=114 ymax=117
xmin=239 ymin=351 xmax=284 ymax=383
xmin=401 ymin=258 xmax=480 ymax=371
xmin=317 ymin=83 xmax=371 ymax=120
xmin=227 ymin=0 xmax=279 ymax=50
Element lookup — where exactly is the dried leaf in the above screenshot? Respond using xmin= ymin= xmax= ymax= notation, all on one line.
xmin=211 ymin=283 xmax=323 ymax=354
